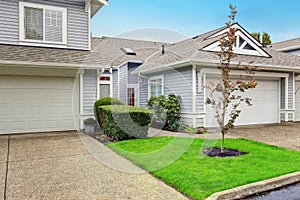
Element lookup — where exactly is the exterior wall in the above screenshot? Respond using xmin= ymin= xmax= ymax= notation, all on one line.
xmin=280 ymin=77 xmax=285 ymax=109
xmin=83 ymin=69 xmax=97 ymax=114
xmin=119 ymin=63 xmax=128 ymax=104
xmin=196 ymin=69 xmax=205 ymax=113
xmin=163 ymin=67 xmax=193 ymax=113
xmin=112 ymin=69 xmax=119 ymax=98
xmin=128 ymin=63 xmax=140 ymax=85
xmin=288 ymin=72 xmax=294 ymax=109
xmin=139 ymin=76 xmax=148 ymax=108
xmin=0 ymin=0 xmax=89 ymax=50
xmin=143 ymin=66 xmax=203 ymax=127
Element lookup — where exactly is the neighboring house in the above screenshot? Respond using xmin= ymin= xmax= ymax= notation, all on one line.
xmin=0 ymin=0 xmax=108 ymax=134
xmin=93 ymin=23 xmax=300 ymax=128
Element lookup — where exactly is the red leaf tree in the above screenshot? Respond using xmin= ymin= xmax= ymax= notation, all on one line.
xmin=206 ymin=4 xmax=258 ymax=153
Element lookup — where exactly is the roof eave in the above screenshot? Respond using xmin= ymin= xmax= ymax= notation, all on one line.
xmin=87 ymin=0 xmax=108 ymax=18
xmin=0 ymin=60 xmax=102 ymax=70
xmin=136 ymin=59 xmax=300 ymax=75
xmin=276 ymin=45 xmax=300 ymax=52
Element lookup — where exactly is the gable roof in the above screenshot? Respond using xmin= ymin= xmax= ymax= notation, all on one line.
xmin=134 ymin=24 xmax=300 ymax=74
xmin=271 ymin=38 xmax=300 ymax=52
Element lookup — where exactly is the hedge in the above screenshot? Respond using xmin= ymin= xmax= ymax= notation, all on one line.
xmin=94 ymin=97 xmax=124 ymax=126
xmin=99 ymin=105 xmax=153 ymax=141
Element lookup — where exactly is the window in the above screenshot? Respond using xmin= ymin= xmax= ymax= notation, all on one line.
xmin=149 ymin=76 xmax=163 ymax=97
xmin=128 ymin=88 xmax=135 ymax=106
xmin=20 ymin=2 xmax=67 ymax=45
xmin=100 ymin=84 xmax=110 ymax=98
xmin=99 ymin=75 xmax=111 ymax=98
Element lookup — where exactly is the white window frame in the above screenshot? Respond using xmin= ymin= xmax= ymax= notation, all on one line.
xmin=19 ymin=2 xmax=67 ymax=47
xmin=99 ymin=74 xmax=112 ymax=98
xmin=148 ymin=75 xmax=164 ymax=98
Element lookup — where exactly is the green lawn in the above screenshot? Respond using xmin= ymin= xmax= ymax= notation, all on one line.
xmin=107 ymin=137 xmax=300 ymax=200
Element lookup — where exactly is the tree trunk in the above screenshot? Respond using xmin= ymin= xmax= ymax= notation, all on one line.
xmin=221 ymin=131 xmax=225 ymax=154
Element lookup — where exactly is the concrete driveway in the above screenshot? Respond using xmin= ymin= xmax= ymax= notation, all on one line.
xmin=229 ymin=123 xmax=300 ymax=151
xmin=0 ymin=132 xmax=187 ymax=200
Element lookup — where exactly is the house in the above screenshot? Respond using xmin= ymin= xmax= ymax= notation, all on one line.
xmin=92 ymin=23 xmax=300 ymax=128
xmin=0 ymin=0 xmax=108 ymax=134
xmin=2 ymin=1 xmax=300 ymax=134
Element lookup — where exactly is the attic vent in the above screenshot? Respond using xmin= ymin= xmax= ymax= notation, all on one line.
xmin=121 ymin=47 xmax=136 ymax=55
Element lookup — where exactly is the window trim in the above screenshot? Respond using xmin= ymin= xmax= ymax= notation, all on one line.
xmin=148 ymin=75 xmax=164 ymax=98
xmin=19 ymin=2 xmax=67 ymax=47
xmin=99 ymin=74 xmax=113 ymax=98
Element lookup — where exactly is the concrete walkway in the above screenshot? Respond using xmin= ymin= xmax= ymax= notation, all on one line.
xmin=0 ymin=132 xmax=187 ymax=200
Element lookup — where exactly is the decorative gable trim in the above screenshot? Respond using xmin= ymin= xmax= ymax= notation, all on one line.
xmin=205 ymin=23 xmax=262 ymax=47
xmin=202 ymin=26 xmax=271 ymax=58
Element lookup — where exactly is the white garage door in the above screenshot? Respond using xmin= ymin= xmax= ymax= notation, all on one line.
xmin=295 ymin=81 xmax=300 ymax=121
xmin=0 ymin=76 xmax=77 ymax=134
xmin=206 ymin=78 xmax=279 ymax=127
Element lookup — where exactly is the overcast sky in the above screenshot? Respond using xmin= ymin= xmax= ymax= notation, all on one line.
xmin=91 ymin=0 xmax=300 ymax=43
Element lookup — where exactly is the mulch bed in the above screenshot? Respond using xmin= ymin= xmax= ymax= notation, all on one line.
xmin=203 ymin=147 xmax=247 ymax=158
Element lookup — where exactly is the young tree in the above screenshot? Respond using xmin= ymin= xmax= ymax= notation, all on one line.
xmin=206 ymin=4 xmax=258 ymax=153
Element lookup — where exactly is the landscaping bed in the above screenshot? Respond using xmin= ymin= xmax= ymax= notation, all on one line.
xmin=107 ymin=137 xmax=300 ymax=200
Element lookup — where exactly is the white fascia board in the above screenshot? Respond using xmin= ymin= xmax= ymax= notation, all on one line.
xmin=0 ymin=60 xmax=101 ymax=69
xmin=202 ymin=68 xmax=289 ymax=78
xmin=277 ymin=45 xmax=300 ymax=52
xmin=138 ymin=58 xmax=300 ymax=75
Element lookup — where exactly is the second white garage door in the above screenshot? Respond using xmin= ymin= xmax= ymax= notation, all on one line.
xmin=206 ymin=78 xmax=280 ymax=127
xmin=0 ymin=76 xmax=78 ymax=134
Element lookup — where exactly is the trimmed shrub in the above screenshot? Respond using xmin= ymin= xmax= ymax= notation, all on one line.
xmin=94 ymin=97 xmax=124 ymax=126
xmin=99 ymin=105 xmax=153 ymax=141
xmin=147 ymin=94 xmax=181 ymax=131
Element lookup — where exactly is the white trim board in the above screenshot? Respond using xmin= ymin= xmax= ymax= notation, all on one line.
xmin=201 ymin=68 xmax=289 ymax=78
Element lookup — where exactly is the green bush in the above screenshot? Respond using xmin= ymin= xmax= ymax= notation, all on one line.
xmin=99 ymin=105 xmax=153 ymax=141
xmin=94 ymin=97 xmax=124 ymax=126
xmin=147 ymin=94 xmax=181 ymax=131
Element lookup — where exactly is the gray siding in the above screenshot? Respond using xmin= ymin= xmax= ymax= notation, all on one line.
xmin=128 ymin=63 xmax=140 ymax=85
xmin=112 ymin=70 xmax=119 ymax=98
xmin=288 ymin=72 xmax=294 ymax=109
xmin=164 ymin=67 xmax=193 ymax=113
xmin=83 ymin=69 xmax=97 ymax=114
xmin=0 ymin=0 xmax=19 ymax=44
xmin=196 ymin=69 xmax=205 ymax=113
xmin=280 ymin=78 xmax=285 ymax=109
xmin=0 ymin=0 xmax=89 ymax=50
xmin=147 ymin=67 xmax=193 ymax=113
xmin=280 ymin=73 xmax=294 ymax=109
xmin=139 ymin=76 xmax=148 ymax=108
xmin=119 ymin=63 xmax=128 ymax=104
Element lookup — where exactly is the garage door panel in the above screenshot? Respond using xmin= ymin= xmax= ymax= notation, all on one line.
xmin=0 ymin=76 xmax=77 ymax=134
xmin=206 ymin=78 xmax=279 ymax=127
